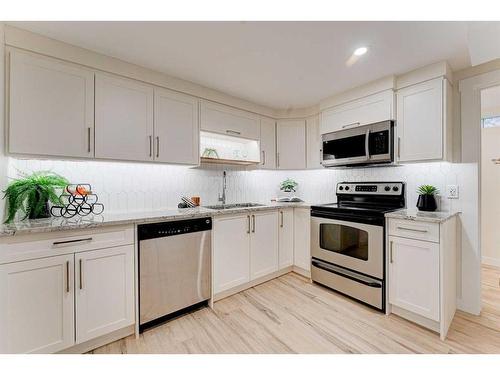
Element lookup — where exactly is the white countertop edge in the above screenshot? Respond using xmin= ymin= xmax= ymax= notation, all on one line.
xmin=384 ymin=209 xmax=461 ymax=223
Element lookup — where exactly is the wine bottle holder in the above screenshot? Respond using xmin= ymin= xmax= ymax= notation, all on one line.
xmin=50 ymin=184 xmax=104 ymax=218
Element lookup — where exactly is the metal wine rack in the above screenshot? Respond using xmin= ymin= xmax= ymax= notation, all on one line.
xmin=50 ymin=184 xmax=104 ymax=218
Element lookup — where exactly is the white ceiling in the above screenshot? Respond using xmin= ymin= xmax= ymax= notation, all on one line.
xmin=10 ymin=21 xmax=473 ymax=109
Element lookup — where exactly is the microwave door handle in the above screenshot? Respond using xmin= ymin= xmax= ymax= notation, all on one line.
xmin=365 ymin=129 xmax=370 ymax=159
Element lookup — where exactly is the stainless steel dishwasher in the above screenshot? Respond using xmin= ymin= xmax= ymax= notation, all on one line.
xmin=138 ymin=217 xmax=211 ymax=331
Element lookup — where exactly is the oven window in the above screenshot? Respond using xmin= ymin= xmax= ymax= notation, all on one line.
xmin=319 ymin=223 xmax=368 ymax=261
xmin=323 ymin=134 xmax=366 ymax=160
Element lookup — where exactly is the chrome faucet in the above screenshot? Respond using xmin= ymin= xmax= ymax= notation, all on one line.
xmin=218 ymin=170 xmax=227 ymax=204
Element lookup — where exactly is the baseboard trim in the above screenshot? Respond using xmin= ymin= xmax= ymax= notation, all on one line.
xmin=214 ymin=266 xmax=293 ymax=302
xmin=482 ymin=256 xmax=500 ymax=268
xmin=292 ymin=266 xmax=311 ymax=278
xmin=57 ymin=325 xmax=134 ymax=354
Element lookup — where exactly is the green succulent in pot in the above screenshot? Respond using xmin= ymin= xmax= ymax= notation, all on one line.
xmin=3 ymin=171 xmax=69 ymax=223
xmin=280 ymin=178 xmax=298 ymax=193
xmin=416 ymin=184 xmax=439 ymax=212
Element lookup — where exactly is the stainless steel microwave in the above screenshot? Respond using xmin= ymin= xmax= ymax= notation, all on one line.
xmin=321 ymin=120 xmax=394 ymax=168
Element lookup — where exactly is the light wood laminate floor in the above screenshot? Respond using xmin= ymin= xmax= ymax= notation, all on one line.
xmin=91 ymin=265 xmax=500 ymax=354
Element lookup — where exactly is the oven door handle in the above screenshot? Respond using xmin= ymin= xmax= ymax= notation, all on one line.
xmin=311 ymin=211 xmax=383 ymax=224
xmin=312 ymin=260 xmax=382 ymax=288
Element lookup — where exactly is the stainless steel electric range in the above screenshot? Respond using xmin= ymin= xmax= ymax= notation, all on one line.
xmin=310 ymin=181 xmax=405 ymax=312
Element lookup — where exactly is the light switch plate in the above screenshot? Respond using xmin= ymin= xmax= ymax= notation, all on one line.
xmin=446 ymin=185 xmax=459 ymax=199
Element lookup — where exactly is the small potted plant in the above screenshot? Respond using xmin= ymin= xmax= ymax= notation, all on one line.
xmin=416 ymin=184 xmax=439 ymax=212
xmin=280 ymin=178 xmax=298 ymax=196
xmin=3 ymin=171 xmax=69 ymax=223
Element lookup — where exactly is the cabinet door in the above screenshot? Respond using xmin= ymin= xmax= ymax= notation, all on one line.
xmin=95 ymin=73 xmax=154 ymax=161
xmin=213 ymin=215 xmax=251 ymax=294
xmin=200 ymin=101 xmax=260 ymax=140
xmin=0 ymin=254 xmax=74 ymax=353
xmin=154 ymin=88 xmax=199 ymax=165
xmin=397 ymin=78 xmax=443 ymax=162
xmin=320 ymin=90 xmax=394 ymax=134
xmin=8 ymin=50 xmax=94 ymax=158
xmin=306 ymin=115 xmax=322 ymax=169
xmin=276 ymin=120 xmax=307 ymax=169
xmin=388 ymin=236 xmax=440 ymax=321
xmin=250 ymin=211 xmax=279 ymax=280
xmin=294 ymin=208 xmax=311 ymax=271
xmin=260 ymin=117 xmax=276 ymax=169
xmin=75 ymin=245 xmax=134 ymax=343
xmin=278 ymin=209 xmax=294 ymax=269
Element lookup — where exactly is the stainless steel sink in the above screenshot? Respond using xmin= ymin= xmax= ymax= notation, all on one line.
xmin=204 ymin=203 xmax=265 ymax=210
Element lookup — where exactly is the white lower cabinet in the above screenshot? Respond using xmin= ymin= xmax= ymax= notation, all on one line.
xmin=213 ymin=211 xmax=280 ymax=296
xmin=293 ymin=208 xmax=311 ymax=274
xmin=250 ymin=211 xmax=279 ymax=279
xmin=213 ymin=214 xmax=251 ymax=294
xmin=278 ymin=209 xmax=294 ymax=268
xmin=75 ymin=245 xmax=134 ymax=343
xmin=388 ymin=236 xmax=440 ymax=320
xmin=387 ymin=216 xmax=457 ymax=340
xmin=0 ymin=254 xmax=75 ymax=354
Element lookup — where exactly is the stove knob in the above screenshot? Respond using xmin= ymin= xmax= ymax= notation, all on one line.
xmin=345 ymin=186 xmax=350 ymax=191
xmin=339 ymin=186 xmax=344 ymax=191
xmin=384 ymin=186 xmax=391 ymax=192
xmin=393 ymin=186 xmax=399 ymax=192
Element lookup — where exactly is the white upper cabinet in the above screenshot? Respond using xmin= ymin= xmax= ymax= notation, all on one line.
xmin=260 ymin=117 xmax=276 ymax=169
xmin=0 ymin=254 xmax=75 ymax=354
xmin=95 ymin=73 xmax=154 ymax=161
xmin=154 ymin=88 xmax=199 ymax=165
xmin=397 ymin=77 xmax=451 ymax=162
xmin=320 ymin=90 xmax=394 ymax=134
xmin=8 ymin=50 xmax=94 ymax=158
xmin=75 ymin=245 xmax=134 ymax=344
xmin=276 ymin=119 xmax=307 ymax=169
xmin=250 ymin=211 xmax=279 ymax=280
xmin=200 ymin=101 xmax=261 ymax=140
xmin=306 ymin=115 xmax=322 ymax=169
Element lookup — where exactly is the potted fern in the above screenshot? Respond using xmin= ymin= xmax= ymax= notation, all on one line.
xmin=416 ymin=184 xmax=439 ymax=212
xmin=3 ymin=171 xmax=69 ymax=223
xmin=280 ymin=178 xmax=298 ymax=194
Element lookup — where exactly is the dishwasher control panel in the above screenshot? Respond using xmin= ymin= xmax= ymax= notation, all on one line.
xmin=138 ymin=217 xmax=212 ymax=241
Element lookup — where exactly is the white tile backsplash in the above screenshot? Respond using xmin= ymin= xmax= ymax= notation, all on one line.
xmin=7 ymin=158 xmax=465 ymax=215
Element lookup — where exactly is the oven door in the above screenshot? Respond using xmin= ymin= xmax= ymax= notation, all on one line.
xmin=311 ymin=216 xmax=383 ymax=279
xmin=321 ymin=126 xmax=369 ymax=167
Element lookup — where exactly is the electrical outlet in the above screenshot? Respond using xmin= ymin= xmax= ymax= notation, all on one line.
xmin=447 ymin=185 xmax=459 ymax=199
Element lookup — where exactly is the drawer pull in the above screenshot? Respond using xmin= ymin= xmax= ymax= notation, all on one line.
xmin=53 ymin=237 xmax=93 ymax=246
xmin=396 ymin=226 xmax=428 ymax=233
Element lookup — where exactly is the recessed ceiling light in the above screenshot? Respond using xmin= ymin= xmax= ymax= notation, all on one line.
xmin=354 ymin=47 xmax=368 ymax=56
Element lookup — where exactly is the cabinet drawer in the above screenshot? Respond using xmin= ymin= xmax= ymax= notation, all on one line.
xmin=0 ymin=225 xmax=135 ymax=264
xmin=388 ymin=219 xmax=439 ymax=243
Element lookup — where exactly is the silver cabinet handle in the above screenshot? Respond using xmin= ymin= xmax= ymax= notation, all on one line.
xmin=65 ymin=260 xmax=70 ymax=293
xmin=277 ymin=153 xmax=280 ymax=168
xmin=341 ymin=122 xmax=360 ymax=129
xmin=247 ymin=215 xmax=250 ymax=234
xmin=79 ymin=259 xmax=84 ymax=290
xmin=53 ymin=237 xmax=93 ymax=247
xmin=226 ymin=129 xmax=241 ymax=135
xmin=390 ymin=241 xmax=394 ymax=264
xmin=87 ymin=127 xmax=91 ymax=153
xmin=397 ymin=137 xmax=401 ymax=159
xmin=149 ymin=135 xmax=153 ymax=157
xmin=280 ymin=211 xmax=284 ymax=228
xmin=492 ymin=158 xmax=500 ymax=164
xmin=156 ymin=137 xmax=160 ymax=158
xmin=252 ymin=214 xmax=256 ymax=233
xmin=396 ymin=226 xmax=428 ymax=233
xmin=320 ymin=149 xmax=323 ymax=165
xmin=262 ymin=150 xmax=266 ymax=165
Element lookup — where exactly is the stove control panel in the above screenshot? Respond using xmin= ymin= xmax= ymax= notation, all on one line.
xmin=337 ymin=182 xmax=404 ymax=196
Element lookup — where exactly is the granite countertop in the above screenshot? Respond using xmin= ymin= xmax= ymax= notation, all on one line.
xmin=385 ymin=209 xmax=460 ymax=223
xmin=0 ymin=201 xmax=313 ymax=237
